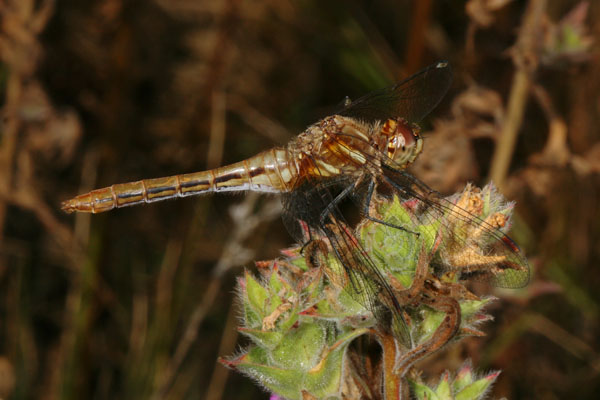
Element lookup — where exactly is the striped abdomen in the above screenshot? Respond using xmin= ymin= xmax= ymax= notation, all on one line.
xmin=61 ymin=148 xmax=296 ymax=213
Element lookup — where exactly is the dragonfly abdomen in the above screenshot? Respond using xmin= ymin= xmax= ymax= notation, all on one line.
xmin=61 ymin=148 xmax=296 ymax=213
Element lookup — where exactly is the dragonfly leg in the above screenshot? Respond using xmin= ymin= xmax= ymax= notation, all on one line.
xmin=294 ymin=219 xmax=315 ymax=255
xmin=362 ymin=179 xmax=420 ymax=236
xmin=301 ymin=239 xmax=329 ymax=271
xmin=318 ymin=184 xmax=356 ymax=227
xmin=299 ymin=236 xmax=313 ymax=255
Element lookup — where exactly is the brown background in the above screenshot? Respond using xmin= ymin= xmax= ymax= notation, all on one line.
xmin=1 ymin=0 xmax=599 ymax=399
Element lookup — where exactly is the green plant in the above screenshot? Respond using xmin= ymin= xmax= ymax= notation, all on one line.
xmin=222 ymin=184 xmax=524 ymax=399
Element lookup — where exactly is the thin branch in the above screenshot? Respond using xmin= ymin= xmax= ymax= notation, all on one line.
xmin=489 ymin=0 xmax=547 ymax=189
xmin=151 ymin=193 xmax=281 ymax=400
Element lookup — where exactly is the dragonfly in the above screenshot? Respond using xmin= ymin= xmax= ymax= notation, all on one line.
xmin=62 ymin=62 xmax=529 ymax=347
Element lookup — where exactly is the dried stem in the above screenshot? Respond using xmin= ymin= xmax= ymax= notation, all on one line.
xmin=376 ymin=330 xmax=403 ymax=399
xmin=489 ymin=0 xmax=546 ymax=189
xmin=404 ymin=0 xmax=433 ymax=74
xmin=151 ymin=193 xmax=281 ymax=399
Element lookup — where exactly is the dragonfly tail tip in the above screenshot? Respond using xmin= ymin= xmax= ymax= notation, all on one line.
xmin=61 ymin=199 xmax=77 ymax=214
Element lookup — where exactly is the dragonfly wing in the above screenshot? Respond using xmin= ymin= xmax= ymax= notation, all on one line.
xmin=320 ymin=127 xmax=529 ymax=289
xmin=281 ymin=176 xmax=413 ymax=347
xmin=379 ymin=166 xmax=530 ymax=288
xmin=320 ymin=212 xmax=413 ymax=347
xmin=337 ymin=61 xmax=453 ymax=124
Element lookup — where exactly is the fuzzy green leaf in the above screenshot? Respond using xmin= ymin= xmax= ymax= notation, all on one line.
xmin=245 ymin=270 xmax=269 ymax=317
xmin=435 ymin=372 xmax=452 ymax=399
xmin=227 ymin=327 xmax=365 ymax=400
xmin=410 ymin=379 xmax=439 ymax=400
xmin=453 ymin=364 xmax=474 ymax=393
xmin=238 ymin=327 xmax=283 ymax=350
xmin=455 ymin=373 xmax=498 ymax=400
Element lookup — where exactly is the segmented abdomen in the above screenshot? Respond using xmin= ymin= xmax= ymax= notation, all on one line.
xmin=61 ymin=148 xmax=296 ymax=213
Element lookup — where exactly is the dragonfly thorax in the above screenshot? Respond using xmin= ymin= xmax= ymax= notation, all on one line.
xmin=376 ymin=118 xmax=423 ymax=169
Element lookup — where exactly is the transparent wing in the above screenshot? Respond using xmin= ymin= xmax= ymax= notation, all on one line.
xmin=281 ymin=174 xmax=413 ymax=347
xmin=380 ymin=167 xmax=530 ymax=288
xmin=324 ymin=131 xmax=530 ymax=289
xmin=337 ymin=61 xmax=453 ymax=124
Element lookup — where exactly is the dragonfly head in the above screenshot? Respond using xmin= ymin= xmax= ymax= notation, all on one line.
xmin=381 ymin=118 xmax=423 ymax=168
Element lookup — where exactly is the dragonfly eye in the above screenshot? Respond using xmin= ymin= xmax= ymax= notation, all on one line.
xmin=385 ymin=119 xmax=423 ymax=166
xmin=387 ymin=135 xmax=401 ymax=157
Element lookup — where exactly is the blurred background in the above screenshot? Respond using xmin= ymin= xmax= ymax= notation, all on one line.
xmin=0 ymin=0 xmax=599 ymax=398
